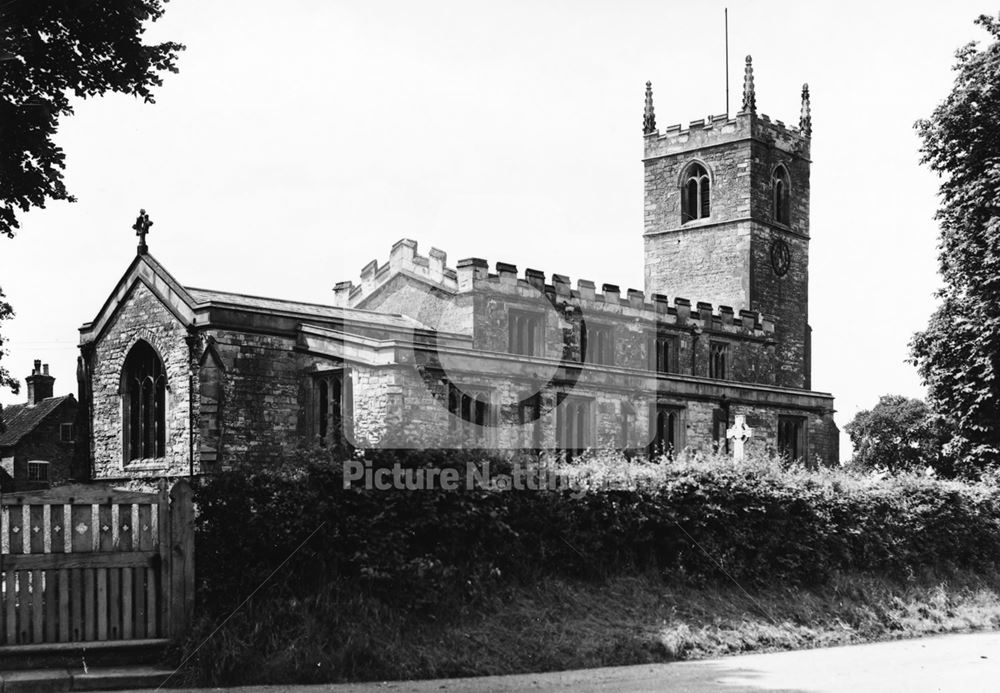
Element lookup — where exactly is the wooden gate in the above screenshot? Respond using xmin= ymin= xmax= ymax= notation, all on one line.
xmin=0 ymin=480 xmax=193 ymax=648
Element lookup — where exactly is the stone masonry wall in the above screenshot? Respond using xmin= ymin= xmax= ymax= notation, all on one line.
xmin=357 ymin=359 xmax=836 ymax=464
xmin=90 ymin=282 xmax=193 ymax=480
xmin=201 ymin=329 xmax=302 ymax=464
xmin=642 ymin=111 xmax=811 ymax=390
xmin=466 ymin=271 xmax=777 ymax=387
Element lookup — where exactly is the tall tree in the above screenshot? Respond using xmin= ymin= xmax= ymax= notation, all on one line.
xmin=0 ymin=1 xmax=183 ymax=238
xmin=0 ymin=1 xmax=182 ymax=412
xmin=0 ymin=289 xmax=18 ymax=399
xmin=844 ymin=395 xmax=949 ymax=475
xmin=911 ymin=14 xmax=1000 ymax=474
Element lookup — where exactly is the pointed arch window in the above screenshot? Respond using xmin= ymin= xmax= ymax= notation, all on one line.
xmin=314 ymin=369 xmax=352 ymax=449
xmin=681 ymin=163 xmax=710 ymax=222
xmin=773 ymin=165 xmax=791 ymax=225
xmin=122 ymin=340 xmax=167 ymax=462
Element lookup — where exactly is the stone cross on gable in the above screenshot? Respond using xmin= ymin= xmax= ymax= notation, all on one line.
xmin=133 ymin=209 xmax=153 ymax=255
xmin=726 ymin=414 xmax=754 ymax=461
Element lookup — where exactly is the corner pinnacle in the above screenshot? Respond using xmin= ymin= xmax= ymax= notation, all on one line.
xmin=742 ymin=55 xmax=756 ymax=114
xmin=643 ymin=81 xmax=656 ymax=135
xmin=800 ymin=83 xmax=812 ymax=137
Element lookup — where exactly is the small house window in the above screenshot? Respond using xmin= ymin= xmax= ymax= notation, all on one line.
xmin=773 ymin=165 xmax=791 ymax=225
xmin=709 ymin=341 xmax=728 ymax=380
xmin=59 ymin=423 xmax=74 ymax=442
xmin=27 ymin=461 xmax=49 ymax=482
xmin=681 ymin=163 xmax=710 ymax=222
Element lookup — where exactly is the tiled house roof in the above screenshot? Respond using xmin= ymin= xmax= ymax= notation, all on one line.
xmin=0 ymin=396 xmax=74 ymax=447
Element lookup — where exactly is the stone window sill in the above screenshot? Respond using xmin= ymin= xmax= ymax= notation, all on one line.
xmin=125 ymin=457 xmax=168 ymax=469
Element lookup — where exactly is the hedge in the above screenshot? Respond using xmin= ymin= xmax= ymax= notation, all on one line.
xmin=192 ymin=449 xmax=1000 ymax=615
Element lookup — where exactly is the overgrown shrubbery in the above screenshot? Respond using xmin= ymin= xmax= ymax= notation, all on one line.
xmin=193 ymin=448 xmax=1000 ymax=609
xmin=178 ymin=448 xmax=1000 ymax=684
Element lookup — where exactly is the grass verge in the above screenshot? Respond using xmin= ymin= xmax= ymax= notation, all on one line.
xmin=173 ymin=568 xmax=1000 ymax=686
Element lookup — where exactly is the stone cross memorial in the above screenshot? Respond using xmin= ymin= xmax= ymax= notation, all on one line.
xmin=726 ymin=415 xmax=754 ymax=461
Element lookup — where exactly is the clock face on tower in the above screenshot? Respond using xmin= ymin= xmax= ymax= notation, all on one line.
xmin=770 ymin=239 xmax=791 ymax=277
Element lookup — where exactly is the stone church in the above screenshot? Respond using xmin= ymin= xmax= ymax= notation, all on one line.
xmin=76 ymin=58 xmax=838 ymax=481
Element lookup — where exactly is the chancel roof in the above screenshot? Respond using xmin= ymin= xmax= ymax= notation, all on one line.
xmin=185 ymin=287 xmax=429 ymax=331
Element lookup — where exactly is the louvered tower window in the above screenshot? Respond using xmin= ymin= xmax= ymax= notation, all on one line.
xmin=773 ymin=165 xmax=791 ymax=225
xmin=681 ymin=163 xmax=710 ymax=222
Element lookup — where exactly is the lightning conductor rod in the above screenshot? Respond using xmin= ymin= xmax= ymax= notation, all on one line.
xmin=725 ymin=7 xmax=730 ymax=116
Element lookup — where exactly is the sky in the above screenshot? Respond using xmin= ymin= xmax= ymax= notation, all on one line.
xmin=0 ymin=0 xmax=993 ymax=459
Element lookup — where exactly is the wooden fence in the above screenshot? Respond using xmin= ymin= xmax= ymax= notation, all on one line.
xmin=0 ymin=480 xmax=193 ymax=648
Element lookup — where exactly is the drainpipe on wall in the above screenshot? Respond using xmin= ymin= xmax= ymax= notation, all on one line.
xmin=186 ymin=332 xmax=198 ymax=480
xmin=690 ymin=325 xmax=702 ymax=376
xmin=721 ymin=395 xmax=731 ymax=455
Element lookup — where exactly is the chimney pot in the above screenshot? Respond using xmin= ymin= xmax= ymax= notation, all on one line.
xmin=25 ymin=359 xmax=55 ymax=404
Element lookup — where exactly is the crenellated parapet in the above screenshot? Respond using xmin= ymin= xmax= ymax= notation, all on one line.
xmin=466 ymin=260 xmax=775 ymax=338
xmin=333 ymin=240 xmax=775 ymax=338
xmin=333 ymin=239 xmax=459 ymax=308
xmin=642 ymin=56 xmax=810 ymax=162
xmin=642 ymin=110 xmax=810 ymax=161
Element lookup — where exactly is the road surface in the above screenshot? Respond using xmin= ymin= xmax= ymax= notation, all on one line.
xmin=135 ymin=631 xmax=1000 ymax=693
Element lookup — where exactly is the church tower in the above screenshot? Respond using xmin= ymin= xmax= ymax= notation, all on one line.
xmin=642 ymin=57 xmax=813 ymax=389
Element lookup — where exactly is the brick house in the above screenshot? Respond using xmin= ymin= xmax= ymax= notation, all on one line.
xmin=0 ymin=361 xmax=78 ymax=490
xmin=76 ymin=60 xmax=838 ymax=481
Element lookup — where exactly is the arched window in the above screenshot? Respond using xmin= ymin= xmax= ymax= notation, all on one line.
xmin=773 ymin=165 xmax=791 ymax=225
xmin=681 ymin=163 xmax=710 ymax=222
xmin=122 ymin=340 xmax=167 ymax=461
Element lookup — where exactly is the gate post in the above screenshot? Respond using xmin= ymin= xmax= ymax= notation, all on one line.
xmin=168 ymin=479 xmax=195 ymax=638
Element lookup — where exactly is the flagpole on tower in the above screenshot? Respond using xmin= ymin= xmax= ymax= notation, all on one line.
xmin=725 ymin=7 xmax=730 ymax=117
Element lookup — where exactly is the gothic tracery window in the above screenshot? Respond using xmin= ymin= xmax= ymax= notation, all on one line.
xmin=649 ymin=404 xmax=684 ymax=458
xmin=709 ymin=341 xmax=729 ymax=380
xmin=773 ymin=165 xmax=791 ymax=225
xmin=122 ymin=340 xmax=167 ymax=462
xmin=315 ymin=370 xmax=352 ymax=448
xmin=681 ymin=162 xmax=710 ymax=222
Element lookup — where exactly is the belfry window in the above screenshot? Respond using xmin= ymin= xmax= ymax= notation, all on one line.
xmin=773 ymin=165 xmax=791 ymax=225
xmin=681 ymin=163 xmax=710 ymax=222
xmin=122 ymin=340 xmax=167 ymax=462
